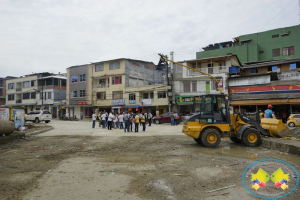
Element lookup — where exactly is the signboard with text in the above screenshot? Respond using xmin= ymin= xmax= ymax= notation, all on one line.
xmin=129 ymin=100 xmax=136 ymax=104
xmin=141 ymin=99 xmax=152 ymax=106
xmin=0 ymin=108 xmax=10 ymax=121
xmin=230 ymin=85 xmax=300 ymax=94
xmin=176 ymin=96 xmax=202 ymax=104
xmin=112 ymin=99 xmax=125 ymax=105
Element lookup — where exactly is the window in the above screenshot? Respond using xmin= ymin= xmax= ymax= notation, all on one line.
xmin=113 ymin=91 xmax=123 ymax=99
xmin=8 ymin=94 xmax=14 ymax=101
xmin=23 ymin=93 xmax=30 ymax=99
xmin=192 ymin=81 xmax=197 ymax=92
xmin=31 ymin=92 xmax=36 ymax=99
xmin=109 ymin=62 xmax=120 ymax=70
xmin=150 ymin=92 xmax=154 ymax=99
xmin=281 ymin=32 xmax=289 ymax=36
xmin=259 ymin=51 xmax=264 ymax=54
xmin=79 ymin=74 xmax=86 ymax=82
xmin=183 ymin=82 xmax=190 ymax=92
xmin=39 ymin=92 xmax=43 ymax=100
xmin=79 ymin=90 xmax=86 ymax=97
xmin=99 ymin=79 xmax=107 ymax=85
xmin=71 ymin=75 xmax=78 ymax=83
xmin=143 ymin=93 xmax=149 ymax=99
xmin=294 ymin=115 xmax=300 ymax=118
xmin=282 ymin=46 xmax=294 ymax=56
xmin=208 ymin=63 xmax=213 ymax=67
xmin=96 ymin=92 xmax=106 ymax=100
xmin=112 ymin=76 xmax=122 ymax=84
xmin=73 ymin=91 xmax=77 ymax=98
xmin=129 ymin=93 xmax=136 ymax=100
xmin=241 ymin=41 xmax=250 ymax=45
xmin=48 ymin=92 xmax=52 ymax=99
xmin=23 ymin=81 xmax=30 ymax=88
xmin=249 ymin=68 xmax=258 ymax=74
xmin=95 ymin=63 xmax=104 ymax=71
xmin=272 ymin=34 xmax=279 ymax=38
xmin=272 ymin=48 xmax=280 ymax=57
xmin=158 ymin=91 xmax=166 ymax=98
xmin=31 ymin=80 xmax=36 ymax=87
xmin=8 ymin=83 xmax=14 ymax=89
xmin=61 ymin=79 xmax=66 ymax=86
xmin=268 ymin=66 xmax=277 ymax=72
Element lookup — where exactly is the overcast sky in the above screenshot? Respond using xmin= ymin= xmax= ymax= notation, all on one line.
xmin=1 ymin=0 xmax=299 ymax=77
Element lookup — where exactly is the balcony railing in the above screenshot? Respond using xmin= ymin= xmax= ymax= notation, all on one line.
xmin=16 ymin=99 xmax=22 ymax=103
xmin=38 ymin=85 xmax=54 ymax=90
xmin=16 ymin=88 xmax=22 ymax=92
xmin=93 ymin=84 xmax=109 ymax=88
xmin=186 ymin=66 xmax=228 ymax=77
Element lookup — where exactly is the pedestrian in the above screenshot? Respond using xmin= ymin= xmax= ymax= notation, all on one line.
xmin=135 ymin=113 xmax=140 ymax=132
xmin=272 ymin=111 xmax=276 ymax=119
xmin=101 ymin=112 xmax=106 ymax=128
xmin=107 ymin=112 xmax=113 ymax=130
xmin=170 ymin=112 xmax=175 ymax=126
xmin=104 ymin=110 xmax=108 ymax=127
xmin=124 ymin=112 xmax=129 ymax=132
xmin=92 ymin=112 xmax=96 ymax=128
xmin=174 ymin=112 xmax=178 ymax=126
xmin=80 ymin=111 xmax=83 ymax=120
xmin=118 ymin=112 xmax=124 ymax=129
xmin=264 ymin=105 xmax=273 ymax=118
xmin=139 ymin=112 xmax=142 ymax=126
xmin=147 ymin=111 xmax=152 ymax=126
xmin=114 ymin=113 xmax=118 ymax=129
xmin=129 ymin=112 xmax=133 ymax=132
xmin=141 ymin=113 xmax=146 ymax=131
xmin=98 ymin=112 xmax=102 ymax=127
xmin=282 ymin=111 xmax=287 ymax=123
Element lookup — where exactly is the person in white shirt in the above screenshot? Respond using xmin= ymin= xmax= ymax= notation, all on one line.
xmin=101 ymin=112 xmax=106 ymax=129
xmin=92 ymin=112 xmax=97 ymax=128
xmin=107 ymin=112 xmax=113 ymax=130
xmin=118 ymin=113 xmax=124 ymax=129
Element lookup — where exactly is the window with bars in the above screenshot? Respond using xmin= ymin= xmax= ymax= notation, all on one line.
xmin=8 ymin=94 xmax=14 ymax=101
xmin=129 ymin=93 xmax=136 ymax=100
xmin=95 ymin=63 xmax=104 ymax=71
xmin=79 ymin=90 xmax=86 ymax=97
xmin=48 ymin=92 xmax=52 ymax=99
xmin=143 ymin=93 xmax=149 ymax=99
xmin=23 ymin=81 xmax=30 ymax=88
xmin=79 ymin=74 xmax=86 ymax=82
xmin=23 ymin=93 xmax=30 ymax=99
xmin=31 ymin=92 xmax=36 ymax=99
xmin=157 ymin=91 xmax=166 ymax=98
xmin=96 ymin=92 xmax=106 ymax=100
xmin=109 ymin=62 xmax=120 ymax=70
xmin=113 ymin=91 xmax=123 ymax=99
xmin=272 ymin=48 xmax=280 ymax=57
xmin=112 ymin=76 xmax=122 ymax=84
xmin=282 ymin=46 xmax=294 ymax=56
xmin=150 ymin=92 xmax=154 ymax=99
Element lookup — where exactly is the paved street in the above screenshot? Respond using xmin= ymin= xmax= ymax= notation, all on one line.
xmin=1 ymin=120 xmax=300 ymax=200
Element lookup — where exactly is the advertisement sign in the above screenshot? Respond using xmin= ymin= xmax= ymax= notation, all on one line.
xmin=217 ymin=80 xmax=223 ymax=92
xmin=0 ymin=108 xmax=10 ymax=120
xmin=230 ymin=85 xmax=300 ymax=94
xmin=78 ymin=102 xmax=86 ymax=105
xmin=129 ymin=100 xmax=136 ymax=104
xmin=12 ymin=109 xmax=25 ymax=129
xmin=111 ymin=99 xmax=125 ymax=105
xmin=176 ymin=96 xmax=201 ymax=104
xmin=141 ymin=99 xmax=152 ymax=106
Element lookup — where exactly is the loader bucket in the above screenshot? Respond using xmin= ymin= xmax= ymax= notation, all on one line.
xmin=260 ymin=118 xmax=291 ymax=138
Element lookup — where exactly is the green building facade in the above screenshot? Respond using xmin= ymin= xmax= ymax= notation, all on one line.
xmin=196 ymin=25 xmax=300 ymax=64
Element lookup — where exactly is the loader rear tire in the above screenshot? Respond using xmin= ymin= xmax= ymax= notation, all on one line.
xmin=200 ymin=128 xmax=221 ymax=148
xmin=230 ymin=136 xmax=242 ymax=143
xmin=242 ymin=128 xmax=261 ymax=147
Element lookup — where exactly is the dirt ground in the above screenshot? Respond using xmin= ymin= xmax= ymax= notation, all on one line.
xmin=1 ymin=122 xmax=300 ymax=200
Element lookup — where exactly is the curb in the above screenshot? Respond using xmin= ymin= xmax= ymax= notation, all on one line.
xmin=261 ymin=137 xmax=300 ymax=156
xmin=27 ymin=127 xmax=54 ymax=136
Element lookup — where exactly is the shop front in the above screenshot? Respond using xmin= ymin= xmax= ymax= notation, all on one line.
xmin=176 ymin=96 xmax=201 ymax=115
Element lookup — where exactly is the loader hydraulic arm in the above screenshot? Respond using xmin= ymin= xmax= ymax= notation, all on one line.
xmin=237 ymin=113 xmax=270 ymax=136
xmin=158 ymin=53 xmax=221 ymax=93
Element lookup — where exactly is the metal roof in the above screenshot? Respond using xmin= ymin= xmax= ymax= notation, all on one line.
xmin=243 ymin=58 xmax=300 ymax=69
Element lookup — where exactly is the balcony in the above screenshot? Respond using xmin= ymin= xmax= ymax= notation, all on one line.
xmin=16 ymin=99 xmax=22 ymax=103
xmin=16 ymin=88 xmax=22 ymax=92
xmin=185 ymin=66 xmax=228 ymax=77
xmin=93 ymin=84 xmax=109 ymax=88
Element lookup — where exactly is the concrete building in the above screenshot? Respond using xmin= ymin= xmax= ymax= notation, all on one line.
xmin=5 ymin=73 xmax=66 ymax=116
xmin=196 ymin=25 xmax=300 ymax=64
xmin=173 ymin=55 xmax=242 ymax=115
xmin=0 ymin=78 xmax=8 ymax=106
xmin=66 ymin=64 xmax=93 ymax=119
xmin=90 ymin=58 xmax=167 ymax=115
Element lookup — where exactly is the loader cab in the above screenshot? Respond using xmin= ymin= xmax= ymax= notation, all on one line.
xmin=192 ymin=94 xmax=230 ymax=124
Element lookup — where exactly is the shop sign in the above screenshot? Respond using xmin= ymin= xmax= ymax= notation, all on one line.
xmin=176 ymin=96 xmax=201 ymax=104
xmin=230 ymin=85 xmax=300 ymax=94
xmin=229 ymin=75 xmax=270 ymax=86
xmin=78 ymin=102 xmax=86 ymax=105
xmin=278 ymin=72 xmax=300 ymax=80
xmin=129 ymin=100 xmax=136 ymax=104
xmin=112 ymin=99 xmax=125 ymax=105
xmin=0 ymin=108 xmax=10 ymax=120
xmin=141 ymin=99 xmax=151 ymax=105
xmin=217 ymin=80 xmax=223 ymax=92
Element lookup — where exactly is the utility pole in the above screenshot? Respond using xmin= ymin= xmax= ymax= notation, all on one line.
xmin=165 ymin=55 xmax=171 ymax=112
xmin=170 ymin=51 xmax=175 ymax=112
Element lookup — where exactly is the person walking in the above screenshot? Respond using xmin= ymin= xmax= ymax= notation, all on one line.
xmin=174 ymin=112 xmax=178 ymax=126
xmin=107 ymin=112 xmax=113 ymax=130
xmin=135 ymin=113 xmax=140 ymax=132
xmin=113 ymin=113 xmax=118 ymax=129
xmin=141 ymin=113 xmax=146 ymax=131
xmin=92 ymin=112 xmax=96 ymax=128
xmin=104 ymin=110 xmax=108 ymax=127
xmin=139 ymin=112 xmax=142 ymax=126
xmin=80 ymin=111 xmax=83 ymax=120
xmin=98 ymin=112 xmax=102 ymax=127
xmin=264 ymin=105 xmax=273 ymax=118
xmin=118 ymin=112 xmax=124 ymax=129
xmin=170 ymin=113 xmax=175 ymax=126
xmin=101 ymin=112 xmax=106 ymax=128
xmin=147 ymin=111 xmax=152 ymax=126
xmin=124 ymin=112 xmax=129 ymax=132
xmin=129 ymin=112 xmax=133 ymax=132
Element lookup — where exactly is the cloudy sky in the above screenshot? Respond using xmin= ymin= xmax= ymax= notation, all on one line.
xmin=1 ymin=0 xmax=299 ymax=77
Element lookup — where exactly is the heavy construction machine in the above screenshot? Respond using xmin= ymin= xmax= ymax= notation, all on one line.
xmin=158 ymin=54 xmax=291 ymax=147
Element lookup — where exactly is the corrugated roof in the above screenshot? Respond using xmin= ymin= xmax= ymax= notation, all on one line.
xmin=243 ymin=58 xmax=300 ymax=68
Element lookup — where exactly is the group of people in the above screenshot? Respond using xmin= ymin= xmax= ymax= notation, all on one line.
xmin=264 ymin=105 xmax=288 ymax=123
xmin=92 ymin=110 xmax=153 ymax=132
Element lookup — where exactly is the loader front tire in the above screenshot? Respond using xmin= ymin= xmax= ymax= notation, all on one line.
xmin=200 ymin=128 xmax=221 ymax=148
xmin=242 ymin=128 xmax=261 ymax=147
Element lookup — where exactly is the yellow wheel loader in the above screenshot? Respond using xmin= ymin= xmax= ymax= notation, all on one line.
xmin=182 ymin=94 xmax=291 ymax=147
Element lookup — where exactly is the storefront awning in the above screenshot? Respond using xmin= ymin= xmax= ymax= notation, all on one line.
xmin=230 ymin=98 xmax=300 ymax=106
xmin=123 ymin=105 xmax=140 ymax=108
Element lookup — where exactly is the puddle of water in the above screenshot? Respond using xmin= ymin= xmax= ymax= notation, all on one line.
xmin=186 ymin=141 xmax=300 ymax=166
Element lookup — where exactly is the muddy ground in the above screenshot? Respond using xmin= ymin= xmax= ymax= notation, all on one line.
xmin=1 ymin=123 xmax=300 ymax=200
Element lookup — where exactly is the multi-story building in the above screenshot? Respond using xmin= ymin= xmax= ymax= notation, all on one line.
xmin=196 ymin=25 xmax=300 ymax=64
xmin=174 ymin=55 xmax=242 ymax=115
xmin=5 ymin=73 xmax=66 ymax=116
xmin=0 ymin=77 xmax=8 ymax=106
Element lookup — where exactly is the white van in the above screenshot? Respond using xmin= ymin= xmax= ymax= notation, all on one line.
xmin=25 ymin=110 xmax=52 ymax=123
